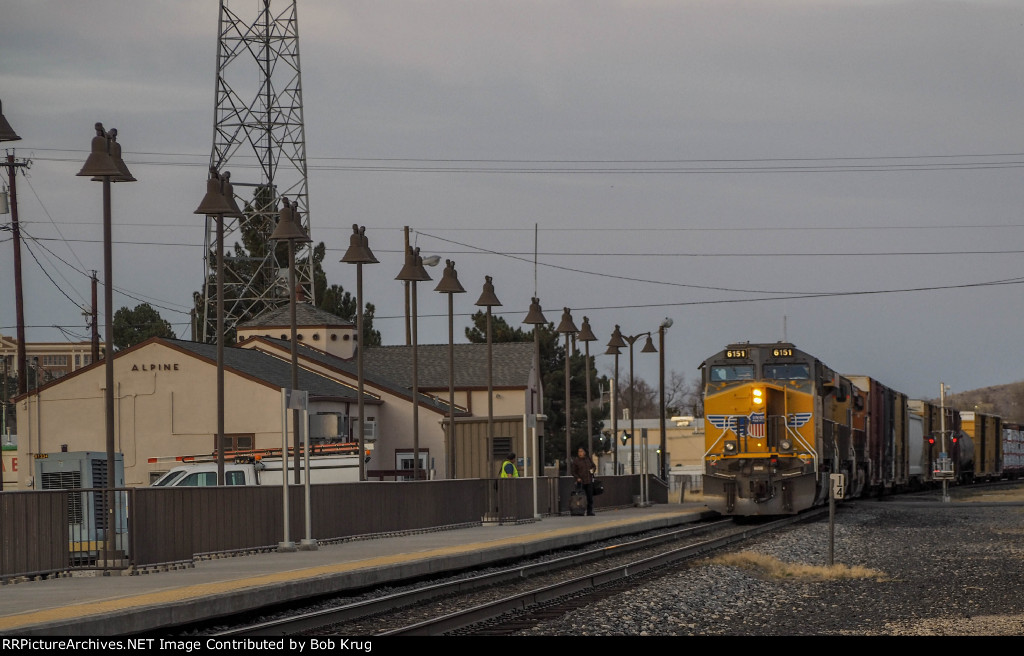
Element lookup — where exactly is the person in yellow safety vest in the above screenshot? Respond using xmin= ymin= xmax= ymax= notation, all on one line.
xmin=500 ymin=453 xmax=519 ymax=478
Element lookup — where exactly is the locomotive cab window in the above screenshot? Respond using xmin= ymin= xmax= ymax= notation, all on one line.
xmin=763 ymin=364 xmax=810 ymax=380
xmin=710 ymin=365 xmax=755 ymax=381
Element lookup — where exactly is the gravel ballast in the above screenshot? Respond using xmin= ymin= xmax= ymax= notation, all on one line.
xmin=516 ymin=488 xmax=1024 ymax=636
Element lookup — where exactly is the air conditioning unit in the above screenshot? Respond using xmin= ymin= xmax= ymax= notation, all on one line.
xmin=34 ymin=451 xmax=128 ymax=560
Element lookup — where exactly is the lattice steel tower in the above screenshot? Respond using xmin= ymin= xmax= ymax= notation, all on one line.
xmin=200 ymin=0 xmax=314 ymax=342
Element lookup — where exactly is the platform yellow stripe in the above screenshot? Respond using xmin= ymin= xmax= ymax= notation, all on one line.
xmin=0 ymin=512 xmax=682 ymax=632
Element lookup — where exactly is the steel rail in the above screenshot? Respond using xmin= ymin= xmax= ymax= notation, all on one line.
xmin=212 ymin=516 xmax=729 ymax=636
xmin=381 ymin=509 xmax=826 ymax=636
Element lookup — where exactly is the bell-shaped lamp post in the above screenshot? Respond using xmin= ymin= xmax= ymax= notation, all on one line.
xmin=604 ymin=333 xmax=623 ymax=475
xmin=0 ymin=99 xmax=21 ymax=142
xmin=195 ymin=168 xmax=242 ymax=486
xmin=577 ymin=317 xmax=597 ymax=460
xmin=395 ymin=246 xmax=431 ymax=480
xmin=270 ymin=197 xmax=313 ymax=549
xmin=522 ymin=297 xmax=548 ymax=475
xmin=435 ymin=260 xmax=466 ymax=480
xmin=78 ymin=122 xmax=135 ymax=566
xmin=475 ymin=276 xmax=502 ymax=478
xmin=555 ymin=308 xmax=579 ymax=471
xmin=269 ymin=198 xmax=311 ymax=479
xmin=340 ymin=225 xmax=378 ymax=481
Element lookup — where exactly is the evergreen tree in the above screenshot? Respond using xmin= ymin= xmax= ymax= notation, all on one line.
xmin=465 ymin=311 xmax=608 ymax=467
xmin=112 ymin=303 xmax=176 ymax=350
xmin=192 ymin=186 xmax=379 ymax=345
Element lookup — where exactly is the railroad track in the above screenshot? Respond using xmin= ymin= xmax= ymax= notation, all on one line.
xmin=212 ymin=508 xmax=825 ymax=636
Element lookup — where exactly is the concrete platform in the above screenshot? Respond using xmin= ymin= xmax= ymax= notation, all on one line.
xmin=0 ymin=502 xmax=710 ymax=636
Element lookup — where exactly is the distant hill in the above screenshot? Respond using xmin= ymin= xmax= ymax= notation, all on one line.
xmin=936 ymin=381 xmax=1024 ymax=425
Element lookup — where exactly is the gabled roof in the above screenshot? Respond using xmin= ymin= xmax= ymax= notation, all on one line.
xmin=362 ymin=342 xmax=535 ymax=390
xmin=155 ymin=339 xmax=370 ymax=402
xmin=237 ymin=302 xmax=354 ymax=330
xmin=238 ymin=337 xmax=452 ymax=413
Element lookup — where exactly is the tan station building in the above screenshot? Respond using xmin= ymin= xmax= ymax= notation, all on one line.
xmin=13 ymin=302 xmax=543 ymax=487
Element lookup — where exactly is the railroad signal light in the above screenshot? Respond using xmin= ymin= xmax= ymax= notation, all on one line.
xmin=620 ymin=432 xmax=630 ymax=446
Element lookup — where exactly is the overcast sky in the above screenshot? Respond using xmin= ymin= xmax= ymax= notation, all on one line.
xmin=2 ymin=0 xmax=1023 ymax=401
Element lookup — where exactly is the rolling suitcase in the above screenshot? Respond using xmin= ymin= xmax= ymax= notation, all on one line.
xmin=569 ymin=485 xmax=587 ymax=516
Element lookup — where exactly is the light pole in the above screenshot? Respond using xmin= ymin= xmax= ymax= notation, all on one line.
xmin=78 ymin=122 xmax=135 ymax=564
xmin=658 ymin=318 xmax=673 ymax=480
xmin=435 ymin=260 xmax=466 ymax=480
xmin=607 ymin=326 xmax=655 ymax=500
xmin=523 ymin=298 xmax=548 ymax=472
xmin=270 ymin=198 xmax=311 ymax=481
xmin=395 ymin=246 xmax=431 ymax=480
xmin=195 ymin=167 xmax=242 ymax=485
xmin=475 ymin=276 xmax=502 ymax=480
xmin=604 ymin=339 xmax=622 ymax=475
xmin=341 ymin=225 xmax=378 ymax=481
xmin=577 ymin=317 xmax=597 ymax=459
xmin=270 ymin=198 xmax=314 ymax=549
xmin=555 ymin=309 xmax=579 ymax=471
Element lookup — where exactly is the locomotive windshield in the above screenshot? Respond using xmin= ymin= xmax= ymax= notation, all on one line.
xmin=763 ymin=364 xmax=810 ymax=380
xmin=710 ymin=364 xmax=755 ymax=381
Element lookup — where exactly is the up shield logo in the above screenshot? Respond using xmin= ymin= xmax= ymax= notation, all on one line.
xmin=707 ymin=412 xmax=811 ymax=436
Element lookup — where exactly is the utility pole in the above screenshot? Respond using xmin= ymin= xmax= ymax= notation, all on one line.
xmin=3 ymin=153 xmax=29 ymax=396
xmin=90 ymin=272 xmax=100 ymax=363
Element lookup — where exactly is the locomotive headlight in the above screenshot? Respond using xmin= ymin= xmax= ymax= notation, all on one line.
xmin=752 ymin=388 xmax=764 ymax=405
xmin=724 ymin=440 xmax=738 ymax=454
xmin=779 ymin=439 xmax=793 ymax=452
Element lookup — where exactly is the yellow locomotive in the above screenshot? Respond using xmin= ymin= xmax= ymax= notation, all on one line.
xmin=701 ymin=343 xmax=877 ymax=515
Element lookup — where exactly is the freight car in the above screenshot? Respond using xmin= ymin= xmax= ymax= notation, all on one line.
xmin=960 ymin=411 xmax=1003 ymax=481
xmin=908 ymin=400 xmax=974 ymax=486
xmin=1002 ymin=423 xmax=1024 ymax=479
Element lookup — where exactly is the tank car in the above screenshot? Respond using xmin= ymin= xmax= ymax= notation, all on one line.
xmin=701 ymin=343 xmax=867 ymax=515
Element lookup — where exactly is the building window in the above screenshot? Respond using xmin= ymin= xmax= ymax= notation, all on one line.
xmin=217 ymin=434 xmax=256 ymax=453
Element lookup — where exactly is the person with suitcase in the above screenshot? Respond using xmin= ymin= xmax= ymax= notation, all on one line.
xmin=571 ymin=447 xmax=597 ymax=516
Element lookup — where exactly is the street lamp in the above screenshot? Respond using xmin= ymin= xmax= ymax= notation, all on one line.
xmin=555 ymin=309 xmax=579 ymax=471
xmin=522 ymin=297 xmax=548 ymax=472
xmin=340 ymin=225 xmax=378 ymax=482
xmin=607 ymin=326 xmax=655 ymax=499
xmin=606 ymin=326 xmax=626 ymax=475
xmin=78 ymin=122 xmax=135 ymax=565
xmin=395 ymin=246 xmax=431 ymax=480
xmin=270 ymin=198 xmax=314 ymax=550
xmin=194 ymin=167 xmax=242 ymax=485
xmin=658 ymin=317 xmax=673 ymax=480
xmin=270 ymin=198 xmax=311 ymax=481
xmin=475 ymin=276 xmax=502 ymax=479
xmin=577 ymin=317 xmax=597 ymax=459
xmin=604 ymin=342 xmax=622 ymax=475
xmin=435 ymin=260 xmax=466 ymax=480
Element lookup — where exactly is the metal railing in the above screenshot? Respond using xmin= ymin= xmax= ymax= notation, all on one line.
xmin=0 ymin=474 xmax=653 ymax=582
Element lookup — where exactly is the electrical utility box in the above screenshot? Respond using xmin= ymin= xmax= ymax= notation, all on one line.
xmin=34 ymin=451 xmax=129 ymax=559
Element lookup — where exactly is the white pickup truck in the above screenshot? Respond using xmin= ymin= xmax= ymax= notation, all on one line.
xmin=150 ymin=445 xmax=369 ymax=487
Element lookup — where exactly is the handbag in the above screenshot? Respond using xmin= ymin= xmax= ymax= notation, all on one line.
xmin=592 ymin=478 xmax=605 ymax=496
